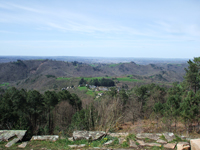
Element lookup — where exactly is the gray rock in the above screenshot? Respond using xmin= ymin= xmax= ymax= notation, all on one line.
xmin=156 ymin=139 xmax=167 ymax=144
xmin=0 ymin=130 xmax=27 ymax=141
xmin=163 ymin=132 xmax=175 ymax=142
xmin=68 ymin=137 xmax=73 ymax=141
xmin=31 ymin=135 xmax=59 ymax=142
xmin=68 ymin=145 xmax=77 ymax=148
xmin=77 ymin=144 xmax=86 ymax=148
xmin=163 ymin=143 xmax=177 ymax=149
xmin=129 ymin=139 xmax=137 ymax=148
xmin=73 ymin=131 xmax=105 ymax=141
xmin=5 ymin=137 xmax=20 ymax=147
xmin=136 ymin=140 xmax=145 ymax=146
xmin=104 ymin=140 xmax=113 ymax=145
xmin=136 ymin=133 xmax=162 ymax=141
xmin=18 ymin=142 xmax=28 ymax=148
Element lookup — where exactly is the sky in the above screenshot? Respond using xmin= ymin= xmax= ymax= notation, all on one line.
xmin=0 ymin=0 xmax=200 ymax=58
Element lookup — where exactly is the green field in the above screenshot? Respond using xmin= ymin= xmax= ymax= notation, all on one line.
xmin=56 ymin=77 xmax=70 ymax=80
xmin=78 ymin=86 xmax=88 ymax=90
xmin=86 ymin=90 xmax=95 ymax=97
xmin=0 ymin=82 xmax=9 ymax=87
xmin=78 ymin=86 xmax=104 ymax=97
xmin=116 ymin=77 xmax=143 ymax=82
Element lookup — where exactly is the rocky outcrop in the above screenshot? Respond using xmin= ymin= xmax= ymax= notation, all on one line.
xmin=0 ymin=130 xmax=27 ymax=148
xmin=136 ymin=133 xmax=162 ymax=140
xmin=0 ymin=130 xmax=27 ymax=142
xmin=163 ymin=132 xmax=176 ymax=142
xmin=73 ymin=131 xmax=106 ymax=141
xmin=31 ymin=135 xmax=59 ymax=142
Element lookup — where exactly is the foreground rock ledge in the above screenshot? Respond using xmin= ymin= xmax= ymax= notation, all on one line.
xmin=0 ymin=130 xmax=27 ymax=147
xmin=73 ymin=131 xmax=106 ymax=141
xmin=31 ymin=135 xmax=59 ymax=142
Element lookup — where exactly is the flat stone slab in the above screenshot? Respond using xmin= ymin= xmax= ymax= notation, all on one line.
xmin=177 ymin=142 xmax=190 ymax=150
xmin=68 ymin=137 xmax=73 ymax=141
xmin=68 ymin=145 xmax=77 ymax=148
xmin=18 ymin=142 xmax=28 ymax=148
xmin=156 ymin=139 xmax=167 ymax=144
xmin=0 ymin=130 xmax=27 ymax=141
xmin=136 ymin=133 xmax=162 ymax=140
xmin=104 ymin=140 xmax=113 ymax=145
xmin=129 ymin=139 xmax=137 ymax=148
xmin=5 ymin=137 xmax=20 ymax=147
xmin=163 ymin=132 xmax=175 ymax=142
xmin=163 ymin=143 xmax=177 ymax=149
xmin=73 ymin=131 xmax=105 ymax=141
xmin=145 ymin=143 xmax=162 ymax=147
xmin=190 ymin=139 xmax=200 ymax=150
xmin=108 ymin=132 xmax=129 ymax=137
xmin=136 ymin=140 xmax=145 ymax=146
xmin=31 ymin=135 xmax=59 ymax=142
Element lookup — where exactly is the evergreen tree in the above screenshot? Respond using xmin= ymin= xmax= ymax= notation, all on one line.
xmin=184 ymin=57 xmax=200 ymax=93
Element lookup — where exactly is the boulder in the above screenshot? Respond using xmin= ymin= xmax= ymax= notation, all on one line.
xmin=163 ymin=143 xmax=177 ymax=149
xmin=136 ymin=133 xmax=162 ymax=141
xmin=31 ymin=135 xmax=59 ymax=142
xmin=0 ymin=130 xmax=27 ymax=141
xmin=163 ymin=132 xmax=176 ymax=142
xmin=129 ymin=139 xmax=137 ymax=148
xmin=190 ymin=139 xmax=200 ymax=150
xmin=177 ymin=142 xmax=190 ymax=150
xmin=73 ymin=131 xmax=105 ymax=141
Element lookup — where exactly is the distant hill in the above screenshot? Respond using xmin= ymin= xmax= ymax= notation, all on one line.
xmin=0 ymin=59 xmax=188 ymax=91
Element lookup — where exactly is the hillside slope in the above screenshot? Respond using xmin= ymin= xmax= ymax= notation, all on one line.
xmin=0 ymin=60 xmax=187 ymax=84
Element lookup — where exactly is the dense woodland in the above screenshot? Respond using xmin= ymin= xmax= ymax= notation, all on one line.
xmin=0 ymin=57 xmax=200 ymax=138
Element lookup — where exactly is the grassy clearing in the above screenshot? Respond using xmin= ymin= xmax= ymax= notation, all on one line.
xmin=86 ymin=90 xmax=95 ymax=97
xmin=78 ymin=86 xmax=87 ymax=91
xmin=56 ymin=77 xmax=70 ymax=80
xmin=0 ymin=82 xmax=9 ymax=87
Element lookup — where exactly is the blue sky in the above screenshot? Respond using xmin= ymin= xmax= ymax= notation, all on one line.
xmin=0 ymin=0 xmax=200 ymax=58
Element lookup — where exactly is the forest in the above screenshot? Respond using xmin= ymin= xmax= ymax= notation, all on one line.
xmin=0 ymin=57 xmax=199 ymax=138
